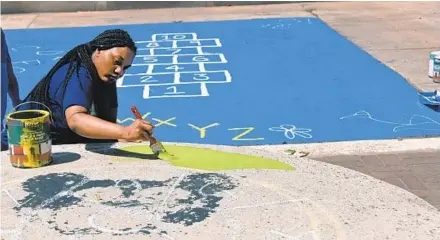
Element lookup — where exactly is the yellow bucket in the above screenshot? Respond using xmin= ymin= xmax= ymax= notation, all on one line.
xmin=6 ymin=102 xmax=53 ymax=168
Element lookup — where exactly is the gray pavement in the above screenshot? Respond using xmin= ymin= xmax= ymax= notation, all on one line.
xmin=1 ymin=2 xmax=440 ymax=239
xmin=1 ymin=143 xmax=440 ymax=239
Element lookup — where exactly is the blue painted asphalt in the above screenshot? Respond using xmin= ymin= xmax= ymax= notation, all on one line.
xmin=3 ymin=18 xmax=440 ymax=145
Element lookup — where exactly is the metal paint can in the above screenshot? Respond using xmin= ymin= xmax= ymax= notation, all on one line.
xmin=6 ymin=102 xmax=53 ymax=168
xmin=428 ymin=51 xmax=440 ymax=82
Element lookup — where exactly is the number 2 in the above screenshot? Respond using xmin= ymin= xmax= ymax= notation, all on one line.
xmin=140 ymin=75 xmax=157 ymax=83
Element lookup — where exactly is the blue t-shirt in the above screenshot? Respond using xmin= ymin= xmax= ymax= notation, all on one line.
xmin=19 ymin=63 xmax=117 ymax=144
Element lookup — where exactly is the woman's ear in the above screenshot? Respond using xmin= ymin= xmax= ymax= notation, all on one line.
xmin=92 ymin=49 xmax=101 ymax=62
xmin=95 ymin=49 xmax=101 ymax=57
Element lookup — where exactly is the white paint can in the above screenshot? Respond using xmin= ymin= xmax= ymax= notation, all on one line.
xmin=428 ymin=51 xmax=440 ymax=82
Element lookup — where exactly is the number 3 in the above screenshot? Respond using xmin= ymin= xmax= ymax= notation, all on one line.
xmin=193 ymin=74 xmax=209 ymax=81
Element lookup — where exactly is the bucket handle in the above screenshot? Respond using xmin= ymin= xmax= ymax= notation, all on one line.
xmin=12 ymin=101 xmax=54 ymax=123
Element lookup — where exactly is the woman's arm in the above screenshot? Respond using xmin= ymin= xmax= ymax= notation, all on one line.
xmin=66 ymin=105 xmax=125 ymax=139
xmin=65 ymin=105 xmax=153 ymax=141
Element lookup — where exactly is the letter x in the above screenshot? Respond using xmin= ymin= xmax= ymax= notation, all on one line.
xmin=152 ymin=117 xmax=176 ymax=127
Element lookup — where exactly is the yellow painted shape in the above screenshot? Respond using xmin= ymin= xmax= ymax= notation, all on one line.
xmin=228 ymin=127 xmax=264 ymax=141
xmin=116 ymin=145 xmax=295 ymax=171
xmin=187 ymin=123 xmax=220 ymax=138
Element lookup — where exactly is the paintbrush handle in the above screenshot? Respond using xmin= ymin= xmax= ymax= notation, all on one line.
xmin=131 ymin=106 xmax=143 ymax=120
xmin=130 ymin=106 xmax=156 ymax=143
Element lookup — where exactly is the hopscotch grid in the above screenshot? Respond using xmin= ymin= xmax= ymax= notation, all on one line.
xmin=148 ymin=33 xmax=197 ymax=41
xmin=138 ymin=45 xmax=221 ymax=50
xmin=136 ymin=38 xmax=220 ymax=44
xmin=125 ymin=33 xmax=229 ymax=99
xmin=214 ymin=39 xmax=222 ymax=47
xmin=120 ymin=81 xmax=229 ymax=88
xmin=132 ymin=61 xmax=226 ymax=66
xmin=198 ymin=63 xmax=206 ymax=72
xmin=136 ymin=53 xmax=222 ymax=57
xmin=174 ymin=72 xmax=180 ymax=84
xmin=125 ymin=70 xmax=230 ymax=76
xmin=146 ymin=65 xmax=154 ymax=74
xmin=219 ymin=53 xmax=227 ymax=63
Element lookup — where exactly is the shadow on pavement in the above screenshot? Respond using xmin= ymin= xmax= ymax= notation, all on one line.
xmin=51 ymin=152 xmax=82 ymax=165
xmin=85 ymin=142 xmax=158 ymax=160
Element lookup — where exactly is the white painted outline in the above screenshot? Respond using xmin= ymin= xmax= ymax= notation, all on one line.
xmin=197 ymin=47 xmax=204 ymax=54
xmin=269 ymin=124 xmax=313 ymax=139
xmin=174 ymin=72 xmax=180 ymax=84
xmin=198 ymin=63 xmax=206 ymax=72
xmin=137 ymin=38 xmax=218 ymax=44
xmin=132 ymin=53 xmax=226 ymax=66
xmin=219 ymin=53 xmax=227 ymax=63
xmin=172 ymin=55 xmax=178 ymax=64
xmin=146 ymin=65 xmax=154 ymax=74
xmin=143 ymin=83 xmax=209 ymax=99
xmin=125 ymin=70 xmax=228 ymax=77
xmin=119 ymin=70 xmax=231 ymax=87
xmin=135 ymin=53 xmax=221 ymax=57
xmin=148 ymin=33 xmax=197 ymax=41
xmin=133 ymin=61 xmax=224 ymax=67
xmin=340 ymin=110 xmax=440 ymax=132
xmin=138 ymin=40 xmax=221 ymax=50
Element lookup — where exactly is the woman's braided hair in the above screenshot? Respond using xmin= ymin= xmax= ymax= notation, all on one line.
xmin=25 ymin=29 xmax=137 ymax=121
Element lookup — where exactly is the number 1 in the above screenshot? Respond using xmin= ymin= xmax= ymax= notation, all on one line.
xmin=165 ymin=86 xmax=185 ymax=95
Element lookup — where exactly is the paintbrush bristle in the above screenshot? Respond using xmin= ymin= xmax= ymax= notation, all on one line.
xmin=151 ymin=143 xmax=165 ymax=154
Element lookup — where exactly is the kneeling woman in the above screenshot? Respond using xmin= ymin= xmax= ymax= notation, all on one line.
xmin=19 ymin=29 xmax=154 ymax=144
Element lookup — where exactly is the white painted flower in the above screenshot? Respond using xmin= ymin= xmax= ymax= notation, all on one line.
xmin=269 ymin=125 xmax=313 ymax=139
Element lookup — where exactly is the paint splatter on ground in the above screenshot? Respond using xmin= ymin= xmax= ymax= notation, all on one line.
xmin=115 ymin=145 xmax=295 ymax=171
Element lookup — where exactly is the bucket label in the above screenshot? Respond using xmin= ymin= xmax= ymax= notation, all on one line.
xmin=7 ymin=123 xmax=50 ymax=145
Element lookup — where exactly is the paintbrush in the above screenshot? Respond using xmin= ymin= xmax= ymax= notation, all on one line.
xmin=130 ymin=106 xmax=167 ymax=156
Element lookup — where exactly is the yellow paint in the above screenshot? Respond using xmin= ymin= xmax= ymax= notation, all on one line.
xmin=152 ymin=117 xmax=177 ymax=127
xmin=188 ymin=123 xmax=220 ymax=138
xmin=115 ymin=145 xmax=295 ymax=171
xmin=228 ymin=127 xmax=264 ymax=141
xmin=117 ymin=112 xmax=151 ymax=124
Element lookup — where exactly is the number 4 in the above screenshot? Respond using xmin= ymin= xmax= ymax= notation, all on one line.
xmin=166 ymin=65 xmax=184 ymax=71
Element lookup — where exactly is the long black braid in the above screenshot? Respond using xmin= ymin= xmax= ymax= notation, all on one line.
xmin=25 ymin=29 xmax=137 ymax=121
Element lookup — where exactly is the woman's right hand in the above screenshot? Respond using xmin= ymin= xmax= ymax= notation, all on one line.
xmin=122 ymin=119 xmax=155 ymax=142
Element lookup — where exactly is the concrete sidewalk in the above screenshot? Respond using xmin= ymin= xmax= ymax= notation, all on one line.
xmin=1 ymin=2 xmax=440 ymax=239
xmin=1 ymin=143 xmax=439 ymax=239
